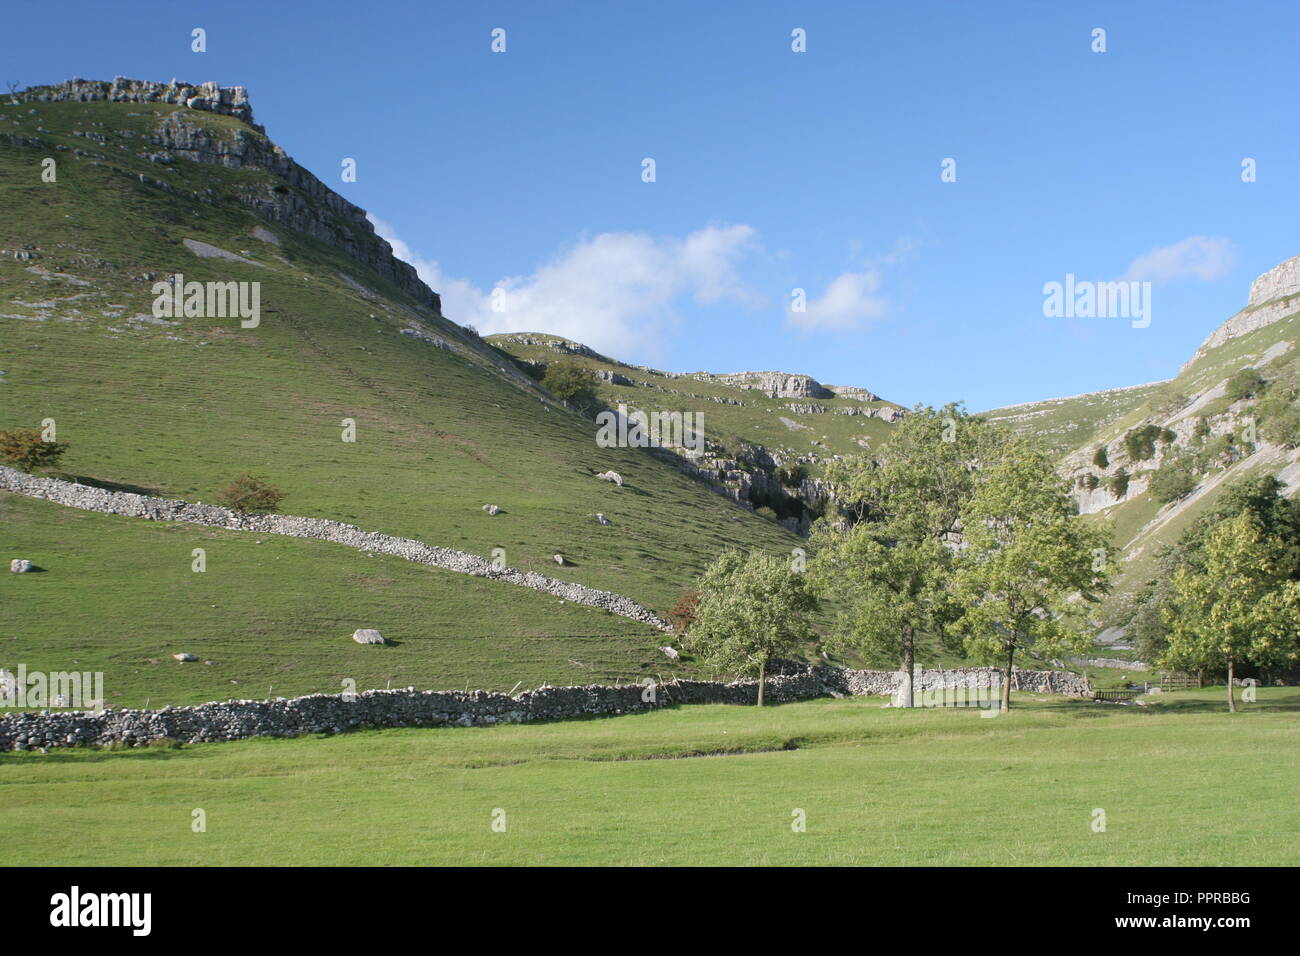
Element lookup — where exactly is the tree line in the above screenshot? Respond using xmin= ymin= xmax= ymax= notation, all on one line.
xmin=677 ymin=406 xmax=1299 ymax=712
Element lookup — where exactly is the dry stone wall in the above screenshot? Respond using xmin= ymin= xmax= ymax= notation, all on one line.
xmin=0 ymin=465 xmax=671 ymax=631
xmin=0 ymin=664 xmax=1090 ymax=751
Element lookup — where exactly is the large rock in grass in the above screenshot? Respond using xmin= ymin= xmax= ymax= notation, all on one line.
xmin=352 ymin=628 xmax=386 ymax=645
xmin=9 ymin=559 xmax=32 ymax=573
xmin=173 ymin=653 xmax=198 ymax=662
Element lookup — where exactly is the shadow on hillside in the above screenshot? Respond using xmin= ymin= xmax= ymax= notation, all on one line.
xmin=68 ymin=475 xmax=164 ymax=496
xmin=1051 ymin=692 xmax=1300 ymax=716
xmin=1137 ymin=692 xmax=1300 ymax=715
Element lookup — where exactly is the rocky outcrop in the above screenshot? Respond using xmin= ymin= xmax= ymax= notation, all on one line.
xmin=0 ymin=664 xmax=1089 ymax=751
xmin=17 ymin=77 xmax=259 ymax=128
xmin=13 ymin=78 xmax=441 ymax=314
xmin=699 ymin=371 xmax=832 ymax=399
xmin=1184 ymin=254 xmax=1300 ymax=368
xmin=0 ymin=466 xmax=670 ymax=632
xmin=826 ymin=384 xmax=881 ymax=402
xmin=1248 ymin=255 xmax=1300 ymax=306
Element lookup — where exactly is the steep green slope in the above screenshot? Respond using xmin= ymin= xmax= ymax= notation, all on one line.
xmin=0 ymin=85 xmax=801 ymax=702
xmin=991 ymin=276 xmax=1300 ymax=623
xmin=488 ymin=332 xmax=903 ymax=469
xmin=981 ymin=381 xmax=1168 ymax=458
xmin=1 ymin=493 xmax=681 ymax=708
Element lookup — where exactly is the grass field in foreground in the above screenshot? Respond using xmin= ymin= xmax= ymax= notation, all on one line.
xmin=2 ymin=689 xmax=1296 ymax=866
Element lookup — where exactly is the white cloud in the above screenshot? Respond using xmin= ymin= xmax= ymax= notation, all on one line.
xmin=785 ymin=239 xmax=916 ymax=331
xmin=1122 ymin=236 xmax=1234 ymax=284
xmin=787 ymin=269 xmax=888 ymax=330
xmin=369 ymin=215 xmax=760 ymax=357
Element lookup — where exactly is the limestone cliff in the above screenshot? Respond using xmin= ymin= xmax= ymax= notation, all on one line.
xmin=15 ymin=78 xmax=441 ymax=314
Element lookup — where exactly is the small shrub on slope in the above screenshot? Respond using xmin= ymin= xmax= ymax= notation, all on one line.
xmin=216 ymin=473 xmax=285 ymax=513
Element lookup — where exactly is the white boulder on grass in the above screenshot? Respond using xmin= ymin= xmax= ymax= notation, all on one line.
xmin=9 ymin=559 xmax=32 ymax=573
xmin=659 ymin=646 xmax=680 ymax=659
xmin=595 ymin=513 xmax=610 ymax=525
xmin=483 ymin=504 xmax=501 ymax=516
xmin=352 ymin=629 xmax=386 ymax=645
xmin=173 ymin=653 xmax=198 ymax=662
xmin=553 ymin=554 xmax=565 ymax=565
xmin=596 ymin=470 xmax=623 ymax=486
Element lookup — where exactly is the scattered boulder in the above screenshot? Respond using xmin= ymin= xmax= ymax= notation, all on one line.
xmin=553 ymin=554 xmax=565 ymax=566
xmin=595 ymin=513 xmax=611 ymax=525
xmin=483 ymin=504 xmax=501 ymax=516
xmin=659 ymin=646 xmax=680 ymax=660
xmin=352 ymin=629 xmax=386 ymax=645
xmin=173 ymin=653 xmax=198 ymax=662
xmin=595 ymin=470 xmax=623 ymax=486
xmin=9 ymin=559 xmax=32 ymax=573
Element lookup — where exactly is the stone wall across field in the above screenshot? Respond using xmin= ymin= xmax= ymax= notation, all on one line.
xmin=0 ymin=466 xmax=672 ymax=632
xmin=0 ymin=665 xmax=1091 ymax=751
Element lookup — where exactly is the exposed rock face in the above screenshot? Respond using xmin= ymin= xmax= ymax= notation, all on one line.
xmin=1248 ymin=255 xmax=1300 ymax=306
xmin=1185 ymin=254 xmax=1300 ymax=367
xmin=826 ymin=384 xmax=881 ymax=402
xmin=701 ymin=371 xmax=832 ymax=399
xmin=0 ymin=664 xmax=1090 ymax=750
xmin=14 ymin=78 xmax=441 ymax=315
xmin=17 ymin=77 xmax=258 ymax=128
xmin=595 ymin=368 xmax=633 ymax=386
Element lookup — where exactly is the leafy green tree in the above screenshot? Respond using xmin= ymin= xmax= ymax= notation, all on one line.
xmin=954 ymin=436 xmax=1114 ymax=711
xmin=1257 ymin=383 xmax=1300 ymax=448
xmin=1124 ymin=475 xmax=1300 ymax=664
xmin=541 ymin=361 xmax=597 ymax=411
xmin=1092 ymin=445 xmax=1109 ymax=469
xmin=0 ymin=427 xmax=69 ymax=473
xmin=683 ymin=550 xmax=817 ymax=706
xmin=1224 ymin=367 xmax=1266 ymax=402
xmin=1163 ymin=511 xmax=1300 ymax=711
xmin=1122 ymin=424 xmax=1174 ymax=462
xmin=1149 ymin=458 xmax=1197 ymax=503
xmin=811 ymin=404 xmax=989 ymax=706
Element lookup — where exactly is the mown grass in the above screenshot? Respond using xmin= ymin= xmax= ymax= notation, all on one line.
xmin=1 ymin=689 xmax=1294 ymax=866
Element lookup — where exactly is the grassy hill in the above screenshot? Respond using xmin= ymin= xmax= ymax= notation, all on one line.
xmin=488 ymin=332 xmax=903 ymax=471
xmin=983 ymin=281 xmax=1300 ymax=624
xmin=0 ymin=89 xmax=802 ymax=704
xmin=981 ymin=381 xmax=1169 ymax=458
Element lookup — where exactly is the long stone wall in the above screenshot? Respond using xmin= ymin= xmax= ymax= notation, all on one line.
xmin=0 ymin=665 xmax=1090 ymax=751
xmin=0 ymin=465 xmax=671 ymax=631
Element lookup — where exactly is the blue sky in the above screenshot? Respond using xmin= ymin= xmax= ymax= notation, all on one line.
xmin=7 ymin=1 xmax=1299 ymax=409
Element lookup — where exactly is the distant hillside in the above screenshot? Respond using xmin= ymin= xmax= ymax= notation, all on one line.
xmin=0 ymin=79 xmax=803 ymax=704
xmin=987 ymin=256 xmax=1300 ymax=626
xmin=488 ymin=332 xmax=904 ymax=533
